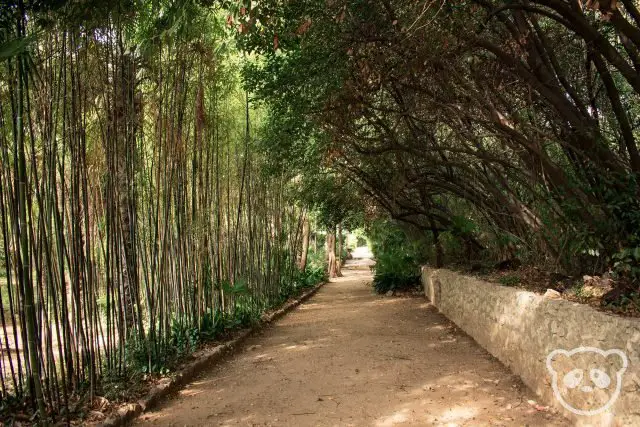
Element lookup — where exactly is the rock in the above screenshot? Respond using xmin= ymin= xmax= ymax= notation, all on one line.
xmin=582 ymin=285 xmax=608 ymax=298
xmin=89 ymin=410 xmax=106 ymax=420
xmin=543 ymin=289 xmax=562 ymax=299
xmin=600 ymin=277 xmax=614 ymax=288
xmin=386 ymin=290 xmax=394 ymax=296
xmin=582 ymin=275 xmax=615 ymax=298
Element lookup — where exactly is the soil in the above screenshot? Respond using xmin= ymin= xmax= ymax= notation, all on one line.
xmin=134 ymin=258 xmax=569 ymax=426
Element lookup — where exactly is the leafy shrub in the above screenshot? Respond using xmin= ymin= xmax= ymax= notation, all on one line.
xmin=302 ymin=264 xmax=327 ymax=286
xmin=230 ymin=298 xmax=260 ymax=328
xmin=306 ymin=247 xmax=327 ymax=271
xmin=608 ymin=292 xmax=640 ymax=311
xmin=612 ymin=247 xmax=640 ymax=281
xmin=302 ymin=247 xmax=328 ymax=287
xmin=121 ymin=335 xmax=176 ymax=375
xmin=372 ymin=271 xmax=420 ymax=294
xmin=368 ymin=219 xmax=424 ymax=294
xmin=170 ymin=319 xmax=200 ymax=355
xmin=275 ymin=264 xmax=327 ymax=304
xmin=199 ymin=309 xmax=225 ymax=340
xmin=220 ymin=279 xmax=261 ymax=328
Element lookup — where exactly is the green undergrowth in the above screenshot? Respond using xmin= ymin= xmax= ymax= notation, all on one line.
xmin=99 ymin=264 xmax=326 ymax=404
xmin=498 ymin=274 xmax=521 ymax=287
xmin=368 ymin=220 xmax=425 ymax=294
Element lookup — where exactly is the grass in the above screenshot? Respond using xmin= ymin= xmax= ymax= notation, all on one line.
xmin=498 ymin=274 xmax=520 ymax=286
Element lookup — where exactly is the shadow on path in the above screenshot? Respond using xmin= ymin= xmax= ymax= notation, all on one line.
xmin=136 ymin=258 xmax=568 ymax=426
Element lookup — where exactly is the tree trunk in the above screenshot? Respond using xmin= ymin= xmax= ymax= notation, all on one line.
xmin=431 ymin=225 xmax=443 ymax=268
xmin=326 ymin=228 xmax=337 ymax=278
xmin=299 ymin=215 xmax=310 ymax=271
xmin=14 ymin=26 xmax=47 ymax=419
xmin=112 ymin=51 xmax=141 ymax=336
xmin=336 ymin=224 xmax=343 ymax=277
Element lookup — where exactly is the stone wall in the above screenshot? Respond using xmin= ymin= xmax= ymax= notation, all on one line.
xmin=421 ymin=267 xmax=640 ymax=426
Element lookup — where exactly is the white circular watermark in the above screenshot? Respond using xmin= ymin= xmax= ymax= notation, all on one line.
xmin=546 ymin=347 xmax=628 ymax=416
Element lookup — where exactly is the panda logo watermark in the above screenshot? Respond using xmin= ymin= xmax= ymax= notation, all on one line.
xmin=546 ymin=347 xmax=628 ymax=416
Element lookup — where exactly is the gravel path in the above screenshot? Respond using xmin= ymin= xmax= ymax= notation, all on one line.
xmin=135 ymin=258 xmax=568 ymax=426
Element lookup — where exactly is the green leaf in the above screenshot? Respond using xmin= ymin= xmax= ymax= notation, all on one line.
xmin=223 ymin=278 xmax=249 ymax=295
xmin=0 ymin=34 xmax=37 ymax=60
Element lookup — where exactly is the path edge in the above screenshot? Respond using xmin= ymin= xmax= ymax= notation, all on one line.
xmin=99 ymin=281 xmax=326 ymax=427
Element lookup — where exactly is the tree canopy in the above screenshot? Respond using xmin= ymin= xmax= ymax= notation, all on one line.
xmin=240 ymin=0 xmax=640 ymax=275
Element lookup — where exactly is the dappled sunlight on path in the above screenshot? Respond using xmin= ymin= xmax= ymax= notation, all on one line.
xmin=135 ymin=258 xmax=568 ymax=426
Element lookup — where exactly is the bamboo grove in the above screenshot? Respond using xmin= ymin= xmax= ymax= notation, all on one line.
xmin=0 ymin=1 xmax=311 ymax=420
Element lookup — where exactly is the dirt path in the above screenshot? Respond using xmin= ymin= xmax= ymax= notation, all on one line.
xmin=136 ymin=258 xmax=568 ymax=426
